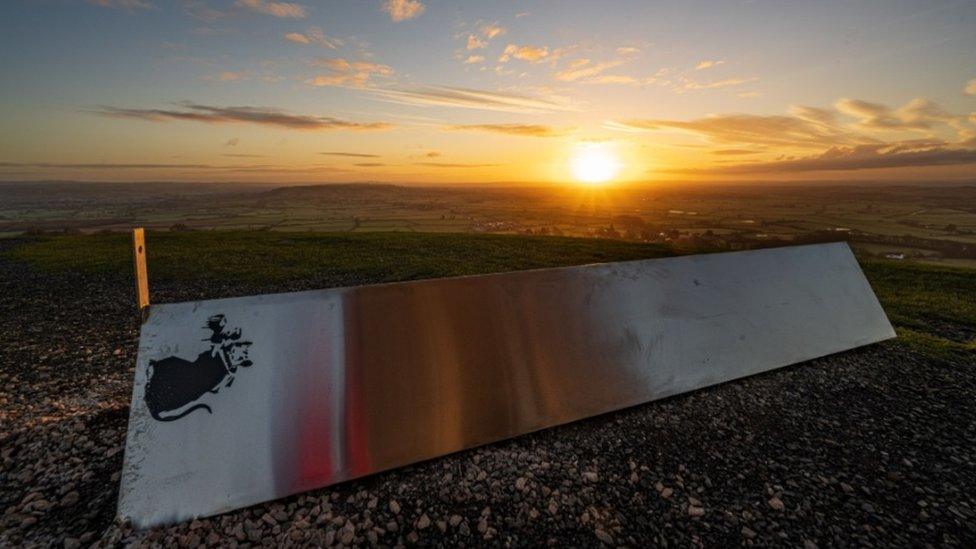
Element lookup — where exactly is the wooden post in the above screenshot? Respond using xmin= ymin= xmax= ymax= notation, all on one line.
xmin=132 ymin=228 xmax=150 ymax=320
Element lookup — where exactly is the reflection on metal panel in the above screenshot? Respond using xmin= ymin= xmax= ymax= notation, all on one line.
xmin=118 ymin=243 xmax=894 ymax=527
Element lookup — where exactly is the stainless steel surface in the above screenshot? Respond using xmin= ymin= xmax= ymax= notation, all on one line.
xmin=118 ymin=242 xmax=895 ymax=528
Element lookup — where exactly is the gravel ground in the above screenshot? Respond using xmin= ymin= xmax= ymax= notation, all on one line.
xmin=2 ymin=241 xmax=975 ymax=547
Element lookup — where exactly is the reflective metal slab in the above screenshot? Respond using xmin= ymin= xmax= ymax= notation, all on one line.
xmin=118 ymin=242 xmax=894 ymax=527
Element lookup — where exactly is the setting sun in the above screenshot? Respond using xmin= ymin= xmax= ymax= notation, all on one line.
xmin=570 ymin=143 xmax=621 ymax=185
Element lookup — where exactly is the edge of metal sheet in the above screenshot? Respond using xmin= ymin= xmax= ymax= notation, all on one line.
xmin=118 ymin=242 xmax=895 ymax=528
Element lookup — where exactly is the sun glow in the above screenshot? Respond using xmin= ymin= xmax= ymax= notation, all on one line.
xmin=570 ymin=143 xmax=621 ymax=185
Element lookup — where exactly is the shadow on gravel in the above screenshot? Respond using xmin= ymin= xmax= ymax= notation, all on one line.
xmin=2 ymin=239 xmax=975 ymax=546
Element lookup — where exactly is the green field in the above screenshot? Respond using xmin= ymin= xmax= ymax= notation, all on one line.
xmin=5 ymin=231 xmax=974 ymax=360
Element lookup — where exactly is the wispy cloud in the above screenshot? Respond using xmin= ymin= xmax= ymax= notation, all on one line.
xmin=615 ymin=46 xmax=640 ymax=56
xmin=445 ymin=123 xmax=573 ymax=138
xmin=554 ymin=59 xmax=623 ymax=82
xmin=482 ymin=23 xmax=505 ymax=39
xmin=610 ymin=111 xmax=868 ymax=149
xmin=0 ymin=161 xmax=269 ymax=170
xmin=967 ymin=78 xmax=976 ymax=95
xmin=93 ymin=103 xmax=391 ymax=131
xmin=694 ymin=59 xmax=724 ymax=70
xmin=835 ymin=97 xmax=954 ymax=131
xmin=370 ymin=85 xmax=575 ymax=113
xmin=204 ymin=71 xmax=247 ymax=82
xmin=307 ymin=58 xmax=393 ymax=88
xmin=224 ymin=137 xmax=240 ymax=147
xmin=416 ymin=162 xmax=500 ymax=168
xmin=354 ymin=162 xmax=386 ymax=167
xmin=463 ymin=55 xmax=485 ymax=65
xmin=383 ymin=0 xmax=425 ymax=22
xmin=499 ymin=44 xmax=550 ymax=63
xmin=235 ymin=0 xmax=305 ymax=18
xmin=667 ymin=143 xmax=976 ymax=174
xmin=466 ymin=35 xmax=487 ymax=50
xmin=87 ymin=0 xmax=153 ymax=10
xmin=679 ymin=76 xmax=757 ymax=91
xmin=284 ymin=27 xmax=342 ymax=49
xmin=615 ymin=97 xmax=974 ymax=149
xmin=320 ymin=151 xmax=381 ymax=158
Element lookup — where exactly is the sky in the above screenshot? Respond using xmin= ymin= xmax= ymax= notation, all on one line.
xmin=1 ymin=0 xmax=975 ymax=185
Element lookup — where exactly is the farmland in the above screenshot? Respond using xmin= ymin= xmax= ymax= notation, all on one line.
xmin=2 ymin=181 xmax=975 ymax=267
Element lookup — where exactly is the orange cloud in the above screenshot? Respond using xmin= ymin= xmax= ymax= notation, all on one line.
xmin=370 ymin=85 xmax=575 ymax=113
xmin=695 ymin=59 xmax=724 ymax=70
xmin=307 ymin=58 xmax=393 ymax=88
xmin=94 ymin=103 xmax=391 ymax=131
xmin=555 ymin=59 xmax=623 ymax=81
xmin=445 ymin=123 xmax=573 ymax=137
xmin=668 ymin=143 xmax=976 ymax=174
xmin=284 ymin=27 xmax=342 ymax=49
xmin=499 ymin=44 xmax=549 ymax=63
xmin=466 ymin=35 xmax=487 ymax=50
xmin=383 ymin=0 xmax=425 ymax=22
xmin=235 ymin=0 xmax=305 ymax=18
xmin=481 ymin=23 xmax=506 ymax=39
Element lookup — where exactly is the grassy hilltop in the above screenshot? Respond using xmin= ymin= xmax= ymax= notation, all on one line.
xmin=5 ymin=230 xmax=974 ymax=359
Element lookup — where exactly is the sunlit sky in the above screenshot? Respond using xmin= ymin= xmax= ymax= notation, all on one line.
xmin=1 ymin=0 xmax=975 ymax=184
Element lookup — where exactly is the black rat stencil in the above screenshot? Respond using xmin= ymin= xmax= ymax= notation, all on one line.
xmin=144 ymin=314 xmax=253 ymax=421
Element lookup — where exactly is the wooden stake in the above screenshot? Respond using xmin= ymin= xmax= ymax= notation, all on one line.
xmin=132 ymin=228 xmax=150 ymax=319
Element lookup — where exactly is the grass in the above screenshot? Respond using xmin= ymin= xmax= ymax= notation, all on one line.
xmin=859 ymin=260 xmax=976 ymax=360
xmin=5 ymin=231 xmax=974 ymax=360
xmin=3 ymin=230 xmax=676 ymax=286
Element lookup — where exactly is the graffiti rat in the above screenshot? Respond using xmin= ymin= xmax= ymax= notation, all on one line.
xmin=144 ymin=314 xmax=253 ymax=421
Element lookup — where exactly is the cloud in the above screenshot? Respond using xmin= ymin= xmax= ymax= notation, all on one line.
xmin=515 ymin=11 xmax=529 ymax=18
xmin=205 ymin=71 xmax=246 ymax=82
xmin=224 ymin=137 xmax=240 ymax=147
xmin=466 ymin=35 xmax=487 ymax=50
xmin=0 ymin=161 xmax=363 ymax=175
xmin=424 ymin=151 xmax=441 ymax=157
xmin=445 ymin=124 xmax=572 ymax=138
xmin=320 ymin=151 xmax=381 ymax=158
xmin=695 ymin=59 xmax=724 ymax=70
xmin=93 ymin=103 xmax=391 ymax=131
xmin=481 ymin=23 xmax=506 ymax=39
xmin=615 ymin=46 xmax=640 ymax=56
xmin=383 ymin=0 xmax=425 ymax=22
xmin=668 ymin=143 xmax=976 ymax=174
xmin=499 ymin=44 xmax=549 ymax=63
xmin=966 ymin=78 xmax=976 ymax=95
xmin=0 ymin=161 xmax=264 ymax=170
xmin=354 ymin=162 xmax=386 ymax=167
xmin=464 ymin=55 xmax=485 ymax=65
xmin=835 ymin=97 xmax=954 ymax=131
xmin=586 ymin=75 xmax=638 ymax=85
xmin=87 ymin=0 xmax=153 ymax=10
xmin=284 ymin=27 xmax=342 ymax=49
xmin=555 ymin=59 xmax=624 ymax=82
xmin=235 ymin=0 xmax=305 ymax=18
xmin=415 ymin=162 xmax=500 ymax=168
xmin=711 ymin=148 xmax=762 ymax=155
xmin=370 ymin=85 xmax=575 ymax=113
xmin=307 ymin=58 xmax=393 ymax=88
xmin=616 ymin=96 xmax=976 ymax=152
xmin=611 ymin=112 xmax=867 ymax=149
xmin=679 ymin=77 xmax=757 ymax=91
xmin=737 ymin=91 xmax=762 ymax=99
